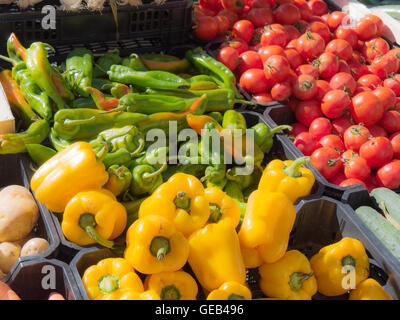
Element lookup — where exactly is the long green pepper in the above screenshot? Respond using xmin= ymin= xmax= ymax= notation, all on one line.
xmin=65 ymin=48 xmax=94 ymax=97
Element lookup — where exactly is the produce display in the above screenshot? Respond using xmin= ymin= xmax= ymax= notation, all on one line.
xmin=0 ymin=0 xmax=400 ymax=301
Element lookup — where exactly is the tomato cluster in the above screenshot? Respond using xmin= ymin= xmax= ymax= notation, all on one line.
xmin=196 ymin=0 xmax=400 ymax=191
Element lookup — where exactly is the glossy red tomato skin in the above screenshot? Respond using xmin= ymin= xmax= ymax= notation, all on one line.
xmin=376 ymin=160 xmax=400 ymax=189
xmin=288 ymin=123 xmax=308 ymax=139
xmin=193 ymin=16 xmax=219 ymax=40
xmin=308 ymin=0 xmax=328 ymax=16
xmin=334 ymin=27 xmax=358 ymax=48
xmin=258 ymin=45 xmax=286 ymax=64
xmin=356 ymin=74 xmax=382 ymax=90
xmin=295 ymin=64 xmax=320 ymax=79
xmin=342 ymin=149 xmax=359 ymax=163
xmin=314 ymin=80 xmax=332 ymax=101
xmin=359 ymin=136 xmax=394 ymax=169
xmin=311 ymin=147 xmax=343 ymax=179
xmin=343 ymin=125 xmax=371 ymax=152
xmin=362 ymin=37 xmax=390 ymax=63
xmin=292 ymin=74 xmax=318 ymax=100
xmin=328 ymin=172 xmax=347 ymax=186
xmin=307 ymin=21 xmax=331 ymax=44
xmin=325 ymin=39 xmax=353 ymax=61
xmin=295 ymin=99 xmax=323 ymax=126
xmin=296 ymin=31 xmax=325 ymax=61
xmin=332 ymin=115 xmax=353 ymax=138
xmin=239 ymin=68 xmax=271 ymax=93
xmin=344 ymin=157 xmax=371 ymax=181
xmin=321 ymin=89 xmax=351 ymax=119
xmin=363 ymin=14 xmax=385 ymax=37
xmin=383 ymin=76 xmax=400 ymax=96
xmin=260 ymin=25 xmax=289 ymax=47
xmin=372 ymin=87 xmax=397 ymax=111
xmin=220 ymin=38 xmax=249 ymax=54
xmin=339 ymin=178 xmax=368 ymax=189
xmin=264 ymin=54 xmax=291 ymax=83
xmin=367 ymin=125 xmax=388 ymax=138
xmin=271 ymin=81 xmax=292 ymax=101
xmin=245 ymin=8 xmax=275 ymax=28
xmin=347 ymin=57 xmax=370 ymax=80
xmin=252 ymin=92 xmax=274 ymax=104
xmin=274 ymin=3 xmax=301 ymax=25
xmin=378 ymin=111 xmax=400 ymax=134
xmin=309 ymin=117 xmax=332 ymax=140
xmin=232 ymin=20 xmax=254 ymax=43
xmin=284 ymin=49 xmax=303 ymax=69
xmin=217 ymin=47 xmax=240 ymax=71
xmin=355 ymin=18 xmax=378 ymax=41
xmin=319 ymin=134 xmax=345 ymax=153
xmin=238 ymin=51 xmax=263 ymax=74
xmin=390 ymin=131 xmax=400 ymax=159
xmin=338 ymin=60 xmax=351 ymax=74
xmin=314 ymin=52 xmax=339 ymax=79
xmin=329 ymin=72 xmax=357 ymax=95
xmin=294 ymin=131 xmax=319 ymax=156
xmin=351 ymin=91 xmax=384 ymax=127
xmin=369 ymin=54 xmax=400 ymax=80
xmin=327 ymin=11 xmax=348 ymax=32
xmin=387 ymin=48 xmax=400 ymax=73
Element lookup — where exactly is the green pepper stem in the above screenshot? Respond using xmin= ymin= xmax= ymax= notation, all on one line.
xmin=269 ymin=125 xmax=293 ymax=135
xmin=98 ymin=274 xmax=120 ymax=294
xmin=289 ymin=272 xmax=314 ymax=292
xmin=341 ymin=255 xmax=356 ymax=267
xmin=174 ymin=191 xmax=191 ymax=211
xmin=95 ymin=142 xmax=108 ymax=162
xmin=235 ymin=99 xmax=257 ymax=106
xmin=228 ymin=294 xmax=246 ymax=300
xmin=208 ymin=203 xmax=223 ymax=223
xmin=283 ymin=156 xmax=310 ymax=178
xmin=160 ymin=285 xmax=181 ymax=300
xmin=142 ymin=162 xmax=167 ymax=180
xmin=150 ymin=236 xmax=171 ymax=261
xmin=0 ymin=54 xmax=17 ymax=66
xmin=130 ymin=138 xmax=145 ymax=157
xmin=79 ymin=213 xmax=115 ymax=249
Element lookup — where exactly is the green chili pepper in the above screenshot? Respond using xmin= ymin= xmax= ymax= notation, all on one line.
xmin=49 ymin=128 xmax=72 ymax=152
xmin=130 ymin=163 xmax=167 ymax=196
xmin=206 ymin=112 xmax=223 ymax=124
xmin=66 ymin=48 xmax=93 ymax=97
xmin=0 ymin=119 xmax=50 ymax=154
xmin=226 ymin=166 xmax=262 ymax=191
xmin=222 ymin=110 xmax=247 ymax=134
xmin=110 ymin=83 xmax=132 ymax=99
xmin=102 ymin=148 xmax=134 ymax=168
xmin=122 ymin=53 xmax=148 ymax=71
xmin=122 ymin=198 xmax=146 ymax=231
xmin=188 ymin=75 xmax=218 ymax=90
xmin=93 ymin=49 xmax=123 ymax=78
xmin=139 ymin=53 xmax=190 ymax=74
xmin=7 ymin=33 xmax=26 ymax=65
xmin=130 ymin=146 xmax=169 ymax=168
xmin=72 ymin=96 xmax=96 ymax=108
xmin=105 ymin=165 xmax=132 ymax=197
xmin=25 ymin=143 xmax=57 ymax=166
xmin=97 ymin=125 xmax=145 ymax=155
xmin=12 ymin=62 xmax=53 ymax=120
xmin=107 ymin=65 xmax=190 ymax=90
xmin=91 ymin=78 xmax=113 ymax=93
xmin=162 ymin=161 xmax=207 ymax=181
xmin=252 ymin=123 xmax=293 ymax=154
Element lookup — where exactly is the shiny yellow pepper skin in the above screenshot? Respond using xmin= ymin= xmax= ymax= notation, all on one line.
xmin=188 ymin=218 xmax=246 ymax=292
xmin=61 ymin=189 xmax=127 ymax=247
xmin=310 ymin=237 xmax=370 ymax=297
xmin=204 ymin=187 xmax=241 ymax=228
xmin=119 ymin=290 xmax=160 ymax=300
xmin=31 ymin=141 xmax=109 ymax=213
xmin=238 ymin=190 xmax=296 ymax=264
xmin=82 ymin=258 xmax=144 ymax=300
xmin=258 ymin=157 xmax=315 ymax=203
xmin=145 ymin=271 xmax=198 ymax=300
xmin=349 ymin=278 xmax=393 ymax=300
xmin=124 ymin=214 xmax=189 ymax=275
xmin=207 ymin=281 xmax=252 ymax=300
xmin=139 ymin=173 xmax=210 ymax=237
xmin=240 ymin=243 xmax=263 ymax=269
xmin=259 ymin=250 xmax=318 ymax=300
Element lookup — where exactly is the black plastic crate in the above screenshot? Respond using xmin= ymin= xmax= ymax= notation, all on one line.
xmin=0 ymin=154 xmax=60 ymax=281
xmin=5 ymin=258 xmax=82 ymax=300
xmin=0 ymin=0 xmax=193 ymax=53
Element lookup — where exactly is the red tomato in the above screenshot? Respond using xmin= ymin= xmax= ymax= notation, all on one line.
xmin=296 ymin=31 xmax=325 ymax=61
xmin=332 ymin=115 xmax=353 ymax=138
xmin=220 ymin=38 xmax=249 ymax=54
xmin=334 ymin=27 xmax=358 ymax=49
xmin=338 ymin=60 xmax=351 ymax=74
xmin=296 ymin=99 xmax=323 ymax=126
xmin=214 ymin=15 xmax=231 ymax=36
xmin=343 ymin=124 xmax=371 ymax=152
xmin=239 ymin=68 xmax=271 ymax=93
xmin=325 ymin=39 xmax=353 ymax=61
xmin=347 ymin=57 xmax=370 ymax=80
xmin=390 ymin=131 xmax=400 ymax=158
xmin=328 ymin=172 xmax=347 ymax=186
xmin=252 ymin=92 xmax=274 ymax=104
xmin=387 ymin=48 xmax=400 ymax=73
xmin=319 ymin=134 xmax=345 ymax=153
xmin=287 ymin=96 xmax=300 ymax=112
xmin=294 ymin=131 xmax=319 ymax=155
xmin=294 ymin=20 xmax=310 ymax=34
xmin=193 ymin=4 xmax=216 ymax=19
xmin=369 ymin=54 xmax=400 ymax=80
xmin=284 ymin=25 xmax=301 ymax=41
xmin=356 ymin=74 xmax=382 ymax=90
xmin=364 ymin=174 xmax=378 ymax=191
xmin=311 ymin=147 xmax=343 ymax=179
xmin=264 ymin=54 xmax=291 ymax=83
xmin=284 ymin=49 xmax=303 ymax=69
xmin=293 ymin=0 xmax=313 ymax=22
xmin=313 ymin=52 xmax=339 ymax=79
xmin=295 ymin=64 xmax=319 ymax=78
xmin=193 ymin=16 xmax=219 ymax=40
xmin=238 ymin=51 xmax=263 ymax=74
xmin=271 ymin=81 xmax=292 ymax=101
xmin=260 ymin=25 xmax=289 ymax=47
xmin=339 ymin=178 xmax=367 ymax=189
xmin=329 ymin=72 xmax=357 ymax=96
xmin=355 ymin=18 xmax=378 ymax=41
xmin=351 ymin=91 xmax=384 ymax=127
xmin=292 ymin=74 xmax=317 ymax=101
xmin=307 ymin=21 xmax=331 ymax=44
xmin=327 ymin=11 xmax=349 ymax=32
xmin=378 ymin=110 xmax=400 ymax=134
xmin=309 ymin=117 xmax=332 ymax=140
xmin=274 ymin=3 xmax=301 ymax=25
xmin=383 ymin=75 xmax=400 ymax=96
xmin=314 ymin=79 xmax=332 ymax=101
xmin=376 ymin=160 xmax=400 ymax=189
xmin=321 ymin=89 xmax=351 ymax=119
xmin=232 ymin=20 xmax=254 ymax=43
xmin=251 ymin=0 xmax=272 ymax=8
xmin=354 ymin=86 xmax=372 ymax=95
xmin=258 ymin=45 xmax=286 ymax=64
xmin=367 ymin=125 xmax=388 ymax=138
xmin=344 ymin=157 xmax=371 ymax=181
xmin=362 ymin=37 xmax=390 ymax=63
xmin=363 ymin=14 xmax=385 ymax=37
xmin=342 ymin=149 xmax=359 ymax=163
xmin=221 ymin=0 xmax=245 ymax=13
xmin=218 ymin=9 xmax=239 ymax=27
xmin=245 ymin=8 xmax=275 ymax=28
xmin=288 ymin=123 xmax=308 ymax=138
xmin=307 ymin=0 xmax=328 ymax=16
xmin=199 ymin=0 xmax=223 ymax=12
xmin=286 ymin=39 xmax=299 ymax=50
xmin=359 ymin=136 xmax=394 ymax=168
xmin=217 ymin=47 xmax=240 ymax=71
xmin=372 ymin=87 xmax=397 ymax=111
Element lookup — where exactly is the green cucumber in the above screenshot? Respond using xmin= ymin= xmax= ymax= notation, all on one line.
xmin=370 ymin=188 xmax=400 ymax=226
xmin=355 ymin=206 xmax=400 ymax=262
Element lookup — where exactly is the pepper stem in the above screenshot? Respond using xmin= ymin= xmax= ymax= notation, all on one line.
xmin=208 ymin=203 xmax=223 ymax=223
xmin=341 ymin=255 xmax=356 ymax=267
xmin=289 ymin=272 xmax=314 ymax=292
xmin=283 ymin=156 xmax=310 ymax=178
xmin=160 ymin=285 xmax=181 ymax=300
xmin=130 ymin=138 xmax=145 ymax=157
xmin=228 ymin=294 xmax=246 ymax=300
xmin=269 ymin=125 xmax=293 ymax=135
xmin=235 ymin=99 xmax=257 ymax=106
xmin=79 ymin=213 xmax=115 ymax=249
xmin=95 ymin=142 xmax=109 ymax=162
xmin=150 ymin=236 xmax=171 ymax=261
xmin=142 ymin=163 xmax=167 ymax=180
xmin=0 ymin=54 xmax=17 ymax=66
xmin=174 ymin=191 xmax=191 ymax=211
xmin=98 ymin=274 xmax=120 ymax=294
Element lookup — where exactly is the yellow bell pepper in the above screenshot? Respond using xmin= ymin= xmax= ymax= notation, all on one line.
xmin=145 ymin=271 xmax=198 ymax=300
xmin=188 ymin=218 xmax=246 ymax=292
xmin=139 ymin=173 xmax=210 ymax=237
xmin=82 ymin=258 xmax=144 ymax=300
xmin=124 ymin=214 xmax=189 ymax=274
xmin=61 ymin=189 xmax=127 ymax=247
xmin=207 ymin=281 xmax=252 ymax=300
xmin=258 ymin=157 xmax=315 ymax=203
xmin=259 ymin=250 xmax=318 ymax=300
xmin=119 ymin=290 xmax=161 ymax=300
xmin=349 ymin=278 xmax=393 ymax=300
xmin=238 ymin=190 xmax=296 ymax=264
xmin=310 ymin=237 xmax=370 ymax=297
xmin=31 ymin=141 xmax=109 ymax=213
xmin=240 ymin=244 xmax=263 ymax=269
xmin=204 ymin=187 xmax=240 ymax=228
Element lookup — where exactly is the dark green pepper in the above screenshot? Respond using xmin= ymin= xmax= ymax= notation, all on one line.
xmin=72 ymin=96 xmax=96 ymax=109
xmin=25 ymin=143 xmax=57 ymax=165
xmin=105 ymin=165 xmax=132 ymax=197
xmin=91 ymin=78 xmax=113 ymax=93
xmin=130 ymin=163 xmax=167 ymax=196
xmin=252 ymin=123 xmax=293 ymax=154
xmin=65 ymin=48 xmax=93 ymax=97
xmin=223 ymin=180 xmax=244 ymax=203
xmin=93 ymin=49 xmax=123 ymax=78
xmin=102 ymin=148 xmax=135 ymax=169
xmin=49 ymin=128 xmax=72 ymax=152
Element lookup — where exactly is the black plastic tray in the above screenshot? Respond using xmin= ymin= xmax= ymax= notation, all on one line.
xmin=0 ymin=154 xmax=60 ymax=280
xmin=0 ymin=0 xmax=193 ymax=53
xmin=5 ymin=258 xmax=82 ymax=300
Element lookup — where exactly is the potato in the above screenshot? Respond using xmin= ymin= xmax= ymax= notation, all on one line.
xmin=0 ymin=242 xmax=21 ymax=274
xmin=0 ymin=185 xmax=39 ymax=242
xmin=20 ymin=238 xmax=49 ymax=257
